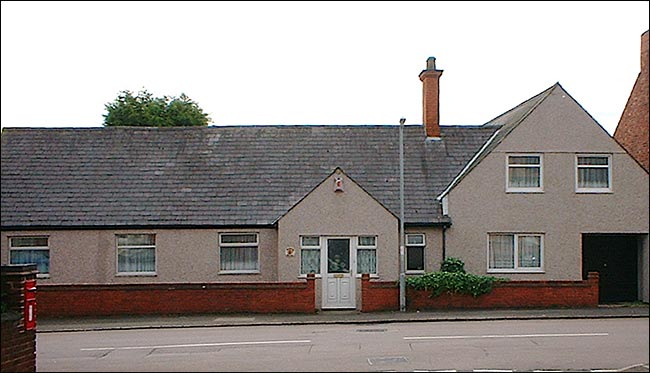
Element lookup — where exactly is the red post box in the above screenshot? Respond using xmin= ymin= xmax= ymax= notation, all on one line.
xmin=24 ymin=279 xmax=36 ymax=331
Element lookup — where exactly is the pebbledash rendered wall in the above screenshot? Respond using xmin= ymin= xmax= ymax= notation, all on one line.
xmin=0 ymin=228 xmax=280 ymax=284
xmin=277 ymin=169 xmax=400 ymax=310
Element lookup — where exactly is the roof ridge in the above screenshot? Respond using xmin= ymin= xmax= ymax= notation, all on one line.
xmin=482 ymin=83 xmax=558 ymax=127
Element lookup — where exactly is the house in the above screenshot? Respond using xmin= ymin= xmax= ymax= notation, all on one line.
xmin=1 ymin=57 xmax=648 ymax=315
xmin=614 ymin=30 xmax=649 ymax=173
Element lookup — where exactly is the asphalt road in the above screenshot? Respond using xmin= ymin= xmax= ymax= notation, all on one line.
xmin=36 ymin=318 xmax=649 ymax=372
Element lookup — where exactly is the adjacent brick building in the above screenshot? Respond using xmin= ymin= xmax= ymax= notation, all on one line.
xmin=614 ymin=30 xmax=649 ymax=172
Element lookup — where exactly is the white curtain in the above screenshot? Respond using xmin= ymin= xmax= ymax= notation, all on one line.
xmin=578 ymin=168 xmax=608 ymax=188
xmin=220 ymin=246 xmax=257 ymax=271
xmin=509 ymin=167 xmax=540 ymax=187
xmin=118 ymin=248 xmax=155 ymax=272
xmin=489 ymin=235 xmax=514 ymax=269
xmin=301 ymin=249 xmax=320 ymax=274
xmin=357 ymin=249 xmax=377 ymax=274
xmin=518 ymin=236 xmax=541 ymax=268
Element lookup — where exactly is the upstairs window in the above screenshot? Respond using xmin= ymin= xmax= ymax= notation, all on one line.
xmin=116 ymin=234 xmax=156 ymax=275
xmin=576 ymin=155 xmax=611 ymax=192
xmin=507 ymin=154 xmax=543 ymax=192
xmin=9 ymin=236 xmax=50 ymax=277
xmin=406 ymin=233 xmax=425 ymax=273
xmin=219 ymin=233 xmax=259 ymax=273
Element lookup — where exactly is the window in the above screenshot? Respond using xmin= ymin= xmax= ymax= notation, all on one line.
xmin=219 ymin=233 xmax=259 ymax=273
xmin=9 ymin=237 xmax=49 ymax=277
xmin=576 ymin=155 xmax=611 ymax=192
xmin=357 ymin=236 xmax=377 ymax=274
xmin=507 ymin=154 xmax=542 ymax=192
xmin=406 ymin=234 xmax=425 ymax=272
xmin=488 ymin=233 xmax=543 ymax=272
xmin=116 ymin=234 xmax=156 ymax=275
xmin=300 ymin=236 xmax=320 ymax=274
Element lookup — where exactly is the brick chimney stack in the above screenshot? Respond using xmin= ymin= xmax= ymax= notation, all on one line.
xmin=419 ymin=57 xmax=444 ymax=139
xmin=641 ymin=30 xmax=648 ymax=74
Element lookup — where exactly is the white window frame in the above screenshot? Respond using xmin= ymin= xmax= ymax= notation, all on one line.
xmin=575 ymin=154 xmax=612 ymax=193
xmin=487 ymin=233 xmax=544 ymax=273
xmin=299 ymin=236 xmax=321 ymax=277
xmin=356 ymin=235 xmax=378 ymax=277
xmin=219 ymin=232 xmax=260 ymax=274
xmin=116 ymin=234 xmax=157 ymax=276
xmin=405 ymin=233 xmax=426 ymax=274
xmin=506 ymin=153 xmax=543 ymax=193
xmin=9 ymin=236 xmax=50 ymax=278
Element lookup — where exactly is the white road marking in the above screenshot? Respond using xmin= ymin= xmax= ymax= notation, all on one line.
xmin=404 ymin=332 xmax=608 ymax=341
xmin=590 ymin=364 xmax=650 ymax=373
xmin=81 ymin=339 xmax=312 ymax=351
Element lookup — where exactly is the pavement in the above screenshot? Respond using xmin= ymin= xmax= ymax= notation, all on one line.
xmin=36 ymin=303 xmax=649 ymax=333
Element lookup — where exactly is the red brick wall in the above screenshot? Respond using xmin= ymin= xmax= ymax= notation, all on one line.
xmin=38 ymin=275 xmax=316 ymax=318
xmin=1 ymin=319 xmax=36 ymax=372
xmin=614 ymin=30 xmax=649 ymax=173
xmin=360 ymin=272 xmax=599 ymax=312
xmin=407 ymin=272 xmax=599 ymax=310
xmin=1 ymin=265 xmax=38 ymax=373
xmin=361 ymin=274 xmax=399 ymax=312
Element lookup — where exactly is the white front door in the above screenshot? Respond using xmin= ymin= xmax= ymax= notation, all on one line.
xmin=322 ymin=238 xmax=355 ymax=309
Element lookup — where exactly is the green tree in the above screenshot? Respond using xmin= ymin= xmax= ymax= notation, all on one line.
xmin=103 ymin=89 xmax=212 ymax=127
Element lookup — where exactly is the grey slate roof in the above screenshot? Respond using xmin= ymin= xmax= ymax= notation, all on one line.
xmin=1 ymin=124 xmax=497 ymax=228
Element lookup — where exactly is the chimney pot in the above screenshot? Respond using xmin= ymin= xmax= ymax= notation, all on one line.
xmin=426 ymin=57 xmax=437 ymax=70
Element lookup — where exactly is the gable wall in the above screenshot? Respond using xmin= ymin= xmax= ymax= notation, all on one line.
xmin=277 ymin=170 xmax=400 ymax=284
xmin=445 ymin=88 xmax=649 ymax=284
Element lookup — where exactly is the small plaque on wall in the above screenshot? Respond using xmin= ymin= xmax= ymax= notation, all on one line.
xmin=285 ymin=247 xmax=295 ymax=257
xmin=334 ymin=177 xmax=344 ymax=192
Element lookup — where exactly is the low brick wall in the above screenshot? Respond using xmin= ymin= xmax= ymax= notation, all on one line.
xmin=359 ymin=272 xmax=599 ymax=312
xmin=1 ymin=264 xmax=38 ymax=373
xmin=407 ymin=272 xmax=600 ymax=310
xmin=38 ymin=275 xmax=316 ymax=318
xmin=361 ymin=274 xmax=399 ymax=312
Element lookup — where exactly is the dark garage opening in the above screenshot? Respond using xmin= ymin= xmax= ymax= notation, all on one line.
xmin=582 ymin=234 xmax=640 ymax=303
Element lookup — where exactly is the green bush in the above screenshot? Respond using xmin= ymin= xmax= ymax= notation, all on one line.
xmin=406 ymin=258 xmax=507 ymax=297
xmin=440 ymin=257 xmax=466 ymax=273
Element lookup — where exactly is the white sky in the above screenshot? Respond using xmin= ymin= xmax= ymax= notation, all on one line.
xmin=1 ymin=1 xmax=649 ymax=135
